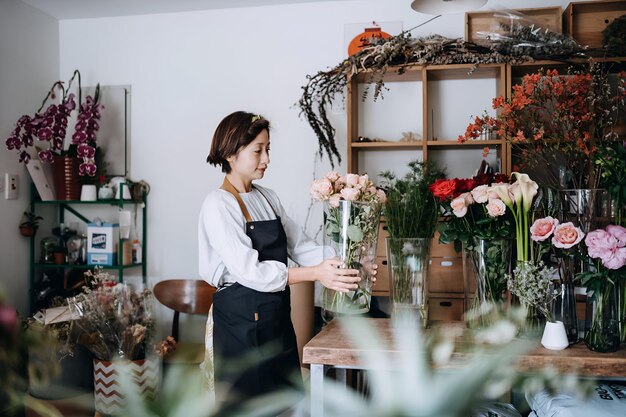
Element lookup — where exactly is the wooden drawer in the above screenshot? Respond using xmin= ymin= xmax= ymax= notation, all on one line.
xmin=564 ymin=0 xmax=626 ymax=49
xmin=372 ymin=256 xmax=389 ymax=295
xmin=430 ymin=231 xmax=459 ymax=258
xmin=428 ymin=257 xmax=464 ymax=293
xmin=430 ymin=297 xmax=465 ymax=322
xmin=376 ymin=221 xmax=389 ymax=258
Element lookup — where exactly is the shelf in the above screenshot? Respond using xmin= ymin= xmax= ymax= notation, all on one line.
xmin=351 ymin=141 xmax=423 ymax=149
xmin=33 ymin=198 xmax=140 ymax=205
xmin=33 ymin=263 xmax=142 ymax=270
xmin=425 ymin=63 xmax=504 ymax=80
xmin=427 ymin=140 xmax=503 ymax=147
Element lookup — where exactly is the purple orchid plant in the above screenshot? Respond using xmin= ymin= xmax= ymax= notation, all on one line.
xmin=5 ymin=70 xmax=103 ymax=176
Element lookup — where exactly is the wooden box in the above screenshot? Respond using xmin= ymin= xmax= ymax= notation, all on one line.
xmin=430 ymin=297 xmax=465 ymax=322
xmin=465 ymin=6 xmax=563 ymax=45
xmin=430 ymin=231 xmax=460 ymax=258
xmin=428 ymin=257 xmax=465 ymax=293
xmin=372 ymin=256 xmax=390 ymax=295
xmin=563 ymin=0 xmax=626 ymax=49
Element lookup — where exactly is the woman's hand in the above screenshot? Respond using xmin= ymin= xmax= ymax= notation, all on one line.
xmin=315 ymin=258 xmax=361 ymax=293
xmin=362 ymin=255 xmax=378 ymax=285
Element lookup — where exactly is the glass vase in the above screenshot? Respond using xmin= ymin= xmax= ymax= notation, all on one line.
xmin=553 ymin=256 xmax=579 ymax=344
xmin=584 ymin=283 xmax=620 ymax=353
xmin=322 ymin=200 xmax=382 ymax=314
xmin=386 ymin=238 xmax=430 ymax=327
xmin=466 ymin=238 xmax=512 ymax=328
xmin=618 ymin=278 xmax=626 ymax=344
xmin=560 ymin=189 xmax=611 ymax=233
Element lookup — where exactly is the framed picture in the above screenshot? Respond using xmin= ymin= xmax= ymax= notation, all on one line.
xmin=82 ymin=85 xmax=131 ymax=177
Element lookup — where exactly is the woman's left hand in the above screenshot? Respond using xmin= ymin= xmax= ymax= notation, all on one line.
xmin=362 ymin=255 xmax=378 ymax=284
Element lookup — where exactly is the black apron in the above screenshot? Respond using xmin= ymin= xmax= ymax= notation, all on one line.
xmin=212 ymin=178 xmax=300 ymax=401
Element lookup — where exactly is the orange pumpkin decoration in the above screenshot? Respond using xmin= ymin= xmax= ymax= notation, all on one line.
xmin=348 ymin=27 xmax=391 ymax=56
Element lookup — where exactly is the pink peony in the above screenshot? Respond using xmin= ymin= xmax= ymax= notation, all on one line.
xmin=358 ymin=174 xmax=370 ymax=188
xmin=552 ymin=222 xmax=584 ymax=249
xmin=345 ymin=173 xmax=360 ymax=187
xmin=325 ymin=171 xmax=340 ymax=182
xmin=451 ymin=196 xmax=467 ymax=218
xmin=471 ymin=185 xmax=490 ymax=204
xmin=310 ymin=178 xmax=334 ymax=201
xmin=602 ymin=247 xmax=626 ymax=270
xmin=328 ymin=194 xmax=341 ymax=208
xmin=486 ymin=198 xmax=506 ymax=217
xmin=340 ymin=187 xmax=360 ymax=201
xmin=585 ymin=229 xmax=617 ymax=260
xmin=376 ymin=189 xmax=387 ymax=204
xmin=530 ymin=217 xmax=559 ymax=242
xmin=607 ymin=225 xmax=626 ymax=247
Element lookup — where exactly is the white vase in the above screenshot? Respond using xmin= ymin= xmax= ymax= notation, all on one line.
xmin=541 ymin=321 xmax=569 ymax=350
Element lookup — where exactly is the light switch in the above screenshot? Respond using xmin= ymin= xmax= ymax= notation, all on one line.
xmin=5 ymin=173 xmax=18 ymax=199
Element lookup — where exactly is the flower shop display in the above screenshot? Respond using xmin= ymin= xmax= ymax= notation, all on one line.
xmin=460 ymin=64 xmax=626 ymax=191
xmin=311 ymin=172 xmax=386 ymax=314
xmin=579 ymin=225 xmax=626 ymax=352
xmin=530 ymin=217 xmax=586 ymax=344
xmin=430 ymin=172 xmax=515 ymax=327
xmin=380 ymin=161 xmax=444 ymax=326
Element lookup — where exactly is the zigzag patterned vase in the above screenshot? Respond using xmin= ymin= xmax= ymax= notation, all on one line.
xmin=93 ymin=358 xmax=160 ymax=415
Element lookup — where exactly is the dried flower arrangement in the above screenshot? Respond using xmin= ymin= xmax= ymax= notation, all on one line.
xmin=68 ymin=268 xmax=174 ymax=361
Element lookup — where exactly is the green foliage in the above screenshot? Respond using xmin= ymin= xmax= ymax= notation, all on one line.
xmin=380 ymin=160 xmax=445 ymax=239
xmin=595 ymin=143 xmax=626 ymax=225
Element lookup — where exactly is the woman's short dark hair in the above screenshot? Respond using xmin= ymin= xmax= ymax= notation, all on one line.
xmin=206 ymin=111 xmax=270 ymax=173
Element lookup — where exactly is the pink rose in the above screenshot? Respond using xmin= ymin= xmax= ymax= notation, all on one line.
xmin=325 ymin=171 xmax=340 ymax=183
xmin=310 ymin=178 xmax=334 ymax=201
xmin=607 ymin=225 xmax=626 ymax=247
xmin=461 ymin=192 xmax=474 ymax=205
xmin=376 ymin=189 xmax=387 ymax=204
xmin=471 ymin=185 xmax=490 ymax=204
xmin=602 ymin=247 xmax=626 ymax=270
xmin=358 ymin=174 xmax=370 ymax=188
xmin=585 ymin=229 xmax=617 ymax=259
xmin=551 ymin=222 xmax=585 ymax=249
xmin=340 ymin=187 xmax=360 ymax=201
xmin=328 ymin=194 xmax=341 ymax=208
xmin=450 ymin=196 xmax=467 ymax=218
xmin=486 ymin=198 xmax=506 ymax=217
xmin=345 ymin=173 xmax=360 ymax=187
xmin=530 ymin=217 xmax=559 ymax=242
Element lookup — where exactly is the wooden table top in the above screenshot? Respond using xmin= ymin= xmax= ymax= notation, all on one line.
xmin=303 ymin=318 xmax=626 ymax=378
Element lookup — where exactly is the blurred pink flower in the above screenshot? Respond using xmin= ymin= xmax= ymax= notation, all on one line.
xmin=310 ymin=178 xmax=334 ymax=200
xmin=607 ymin=225 xmax=626 ymax=247
xmin=585 ymin=229 xmax=617 ymax=260
xmin=486 ymin=198 xmax=506 ymax=217
xmin=340 ymin=187 xmax=360 ymax=201
xmin=451 ymin=196 xmax=467 ymax=218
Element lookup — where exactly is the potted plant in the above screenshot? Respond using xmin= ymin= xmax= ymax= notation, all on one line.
xmin=18 ymin=211 xmax=43 ymax=237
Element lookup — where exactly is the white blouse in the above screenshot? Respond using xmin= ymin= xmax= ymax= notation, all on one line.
xmin=198 ymin=184 xmax=326 ymax=292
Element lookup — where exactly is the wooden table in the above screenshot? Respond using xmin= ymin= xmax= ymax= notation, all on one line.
xmin=303 ymin=318 xmax=626 ymax=417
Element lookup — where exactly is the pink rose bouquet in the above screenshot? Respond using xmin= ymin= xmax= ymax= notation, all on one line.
xmin=431 ymin=172 xmax=514 ymax=253
xmin=311 ymin=172 xmax=386 ymax=314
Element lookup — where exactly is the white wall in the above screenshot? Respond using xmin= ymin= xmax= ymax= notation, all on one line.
xmin=58 ymin=0 xmax=570 ymax=286
xmin=0 ymin=0 xmax=59 ymax=315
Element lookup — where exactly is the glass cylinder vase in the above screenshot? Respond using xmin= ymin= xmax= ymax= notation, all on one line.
xmin=386 ymin=238 xmax=430 ymax=327
xmin=560 ymin=189 xmax=611 ymax=233
xmin=466 ymin=238 xmax=512 ymax=328
xmin=584 ymin=282 xmax=620 ymax=353
xmin=618 ymin=278 xmax=626 ymax=344
xmin=554 ymin=256 xmax=579 ymax=344
xmin=322 ymin=200 xmax=382 ymax=314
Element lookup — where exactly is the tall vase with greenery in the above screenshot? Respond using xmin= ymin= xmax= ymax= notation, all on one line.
xmin=381 ymin=161 xmax=444 ymax=327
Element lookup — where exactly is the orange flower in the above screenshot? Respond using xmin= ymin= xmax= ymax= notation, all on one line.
xmin=482 ymin=147 xmax=490 ymax=158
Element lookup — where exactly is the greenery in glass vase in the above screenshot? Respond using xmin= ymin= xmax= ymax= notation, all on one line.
xmin=311 ymin=172 xmax=386 ymax=314
xmin=594 ymin=142 xmax=626 ymax=226
xmin=380 ymin=160 xmax=445 ymax=239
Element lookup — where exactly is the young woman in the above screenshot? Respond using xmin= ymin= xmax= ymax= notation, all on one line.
xmin=198 ymin=111 xmax=375 ymax=403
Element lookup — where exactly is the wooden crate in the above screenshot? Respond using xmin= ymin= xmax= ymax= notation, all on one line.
xmin=563 ymin=0 xmax=626 ymax=49
xmin=466 ymin=6 xmax=563 ymax=45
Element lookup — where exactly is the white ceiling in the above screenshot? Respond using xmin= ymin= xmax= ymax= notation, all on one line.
xmin=18 ymin=0 xmax=356 ymax=20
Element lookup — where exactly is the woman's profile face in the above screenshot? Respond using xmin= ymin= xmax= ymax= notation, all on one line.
xmin=227 ymin=129 xmax=270 ymax=181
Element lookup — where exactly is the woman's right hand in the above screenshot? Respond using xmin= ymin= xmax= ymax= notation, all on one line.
xmin=315 ymin=258 xmax=361 ymax=293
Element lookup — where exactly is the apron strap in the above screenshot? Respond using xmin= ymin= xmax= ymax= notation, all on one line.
xmin=220 ymin=178 xmax=253 ymax=223
xmin=252 ymin=185 xmax=279 ymax=217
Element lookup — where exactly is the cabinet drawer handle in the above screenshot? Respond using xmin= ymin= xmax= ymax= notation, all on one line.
xmin=382 ymin=225 xmax=388 ymax=231
xmin=440 ymin=261 xmax=453 ymax=267
xmin=382 ymin=260 xmax=388 ymax=266
xmin=439 ymin=301 xmax=452 ymax=307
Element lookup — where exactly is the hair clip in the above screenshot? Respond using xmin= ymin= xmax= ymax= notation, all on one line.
xmin=251 ymin=115 xmax=262 ymax=123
